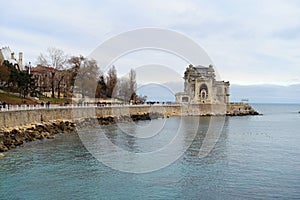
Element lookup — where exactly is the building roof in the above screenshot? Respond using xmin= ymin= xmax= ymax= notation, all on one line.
xmin=194 ymin=67 xmax=208 ymax=73
xmin=31 ymin=65 xmax=58 ymax=73
xmin=194 ymin=64 xmax=214 ymax=73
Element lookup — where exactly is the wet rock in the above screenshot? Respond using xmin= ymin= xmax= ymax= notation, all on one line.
xmin=0 ymin=142 xmax=9 ymax=152
xmin=59 ymin=122 xmax=67 ymax=132
xmin=46 ymin=135 xmax=55 ymax=139
xmin=27 ymin=125 xmax=36 ymax=130
xmin=131 ymin=113 xmax=151 ymax=121
xmin=0 ymin=112 xmax=167 ymax=153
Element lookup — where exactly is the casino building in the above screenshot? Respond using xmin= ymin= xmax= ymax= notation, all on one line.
xmin=175 ymin=64 xmax=230 ymax=104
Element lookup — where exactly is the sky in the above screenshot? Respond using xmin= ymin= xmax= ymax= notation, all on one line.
xmin=136 ymin=82 xmax=300 ymax=103
xmin=1 ymin=0 xmax=300 ymax=89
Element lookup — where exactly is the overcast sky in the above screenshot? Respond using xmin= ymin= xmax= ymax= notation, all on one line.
xmin=1 ymin=0 xmax=300 ymax=86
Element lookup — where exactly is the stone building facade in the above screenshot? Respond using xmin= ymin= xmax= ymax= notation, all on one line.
xmin=30 ymin=65 xmax=56 ymax=94
xmin=0 ymin=46 xmax=23 ymax=70
xmin=30 ymin=65 xmax=74 ymax=98
xmin=175 ymin=64 xmax=230 ymax=104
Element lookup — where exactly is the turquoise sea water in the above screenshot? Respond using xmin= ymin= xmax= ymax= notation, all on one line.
xmin=1 ymin=104 xmax=300 ymax=199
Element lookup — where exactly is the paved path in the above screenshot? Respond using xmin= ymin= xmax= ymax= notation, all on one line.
xmin=0 ymin=103 xmax=179 ymax=112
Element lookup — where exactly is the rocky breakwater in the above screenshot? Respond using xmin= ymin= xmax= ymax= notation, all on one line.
xmin=226 ymin=103 xmax=260 ymax=116
xmin=0 ymin=112 xmax=164 ymax=152
xmin=75 ymin=112 xmax=164 ymax=128
xmin=0 ymin=120 xmax=76 ymax=152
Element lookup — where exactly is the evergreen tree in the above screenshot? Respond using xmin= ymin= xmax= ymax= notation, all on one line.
xmin=95 ymin=75 xmax=107 ymax=98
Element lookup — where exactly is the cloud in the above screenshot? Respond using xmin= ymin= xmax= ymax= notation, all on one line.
xmin=0 ymin=0 xmax=113 ymax=64
xmin=1 ymin=0 xmax=300 ymax=85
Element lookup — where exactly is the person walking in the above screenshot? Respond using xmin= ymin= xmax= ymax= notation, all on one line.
xmin=46 ymin=101 xmax=50 ymax=108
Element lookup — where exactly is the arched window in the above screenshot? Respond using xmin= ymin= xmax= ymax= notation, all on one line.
xmin=199 ymin=84 xmax=208 ymax=99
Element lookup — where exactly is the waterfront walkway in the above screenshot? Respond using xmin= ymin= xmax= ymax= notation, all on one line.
xmin=0 ymin=103 xmax=179 ymax=112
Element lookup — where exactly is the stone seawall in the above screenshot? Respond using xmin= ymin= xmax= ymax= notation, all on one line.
xmin=0 ymin=106 xmax=178 ymax=128
xmin=0 ymin=103 xmax=259 ymax=152
xmin=0 ymin=103 xmax=259 ymax=128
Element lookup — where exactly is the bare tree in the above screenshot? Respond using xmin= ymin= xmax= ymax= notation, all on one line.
xmin=113 ymin=68 xmax=137 ymax=103
xmin=67 ymin=55 xmax=84 ymax=96
xmin=106 ymin=65 xmax=117 ymax=98
xmin=129 ymin=68 xmax=137 ymax=100
xmin=114 ymin=77 xmax=130 ymax=102
xmin=37 ymin=47 xmax=67 ymax=98
xmin=70 ymin=56 xmax=99 ymax=98
xmin=68 ymin=55 xmax=84 ymax=69
xmin=61 ymin=67 xmax=77 ymax=98
xmin=56 ymin=72 xmax=65 ymax=98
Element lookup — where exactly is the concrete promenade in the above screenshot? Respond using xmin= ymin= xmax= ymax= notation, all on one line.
xmin=0 ymin=103 xmax=258 ymax=128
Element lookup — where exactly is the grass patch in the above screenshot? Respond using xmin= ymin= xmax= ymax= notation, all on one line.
xmin=0 ymin=92 xmax=72 ymax=105
xmin=0 ymin=93 xmax=36 ymax=105
xmin=39 ymin=97 xmax=72 ymax=105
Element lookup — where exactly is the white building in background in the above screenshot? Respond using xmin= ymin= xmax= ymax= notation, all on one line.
xmin=175 ymin=64 xmax=230 ymax=104
xmin=0 ymin=47 xmax=23 ymax=70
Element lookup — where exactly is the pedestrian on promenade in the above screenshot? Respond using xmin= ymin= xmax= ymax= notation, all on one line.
xmin=46 ymin=101 xmax=50 ymax=108
xmin=2 ymin=102 xmax=6 ymax=109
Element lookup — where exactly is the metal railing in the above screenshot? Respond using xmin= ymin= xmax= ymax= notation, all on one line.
xmin=0 ymin=103 xmax=181 ymax=112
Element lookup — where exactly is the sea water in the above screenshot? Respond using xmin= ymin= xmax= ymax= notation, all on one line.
xmin=1 ymin=104 xmax=300 ymax=199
